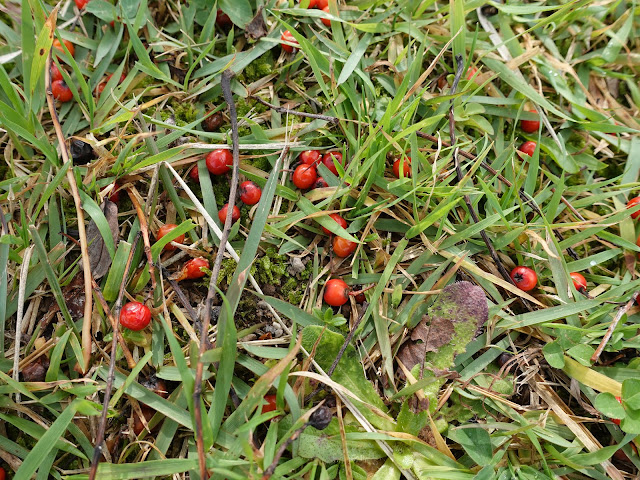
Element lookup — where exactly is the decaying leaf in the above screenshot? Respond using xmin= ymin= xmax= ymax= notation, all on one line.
xmin=245 ymin=7 xmax=267 ymax=41
xmin=86 ymin=200 xmax=119 ymax=279
xmin=397 ymin=281 xmax=488 ymax=374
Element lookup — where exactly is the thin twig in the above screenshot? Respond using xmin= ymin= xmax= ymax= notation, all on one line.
xmin=45 ymin=44 xmax=94 ymax=372
xmin=591 ymin=292 xmax=639 ymax=363
xmin=88 ymin=233 xmax=141 ymax=480
xmin=193 ymin=69 xmax=241 ymax=480
xmin=127 ymin=187 xmax=157 ymax=295
xmin=251 ymin=96 xmax=340 ymax=124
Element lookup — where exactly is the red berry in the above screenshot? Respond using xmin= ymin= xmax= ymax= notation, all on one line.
xmin=333 ymin=236 xmax=357 ymax=257
xmin=189 ymin=165 xmax=199 ymax=181
xmin=393 ymin=157 xmax=411 ymax=178
xmin=518 ymin=141 xmax=537 ymax=160
xmin=314 ymin=177 xmax=329 ymax=189
xmin=184 ymin=257 xmax=209 ymax=279
xmin=120 ymin=302 xmax=152 ymax=331
xmin=96 ymin=73 xmax=125 ymax=96
xmin=510 ymin=266 xmax=537 ymax=291
xmin=51 ymin=63 xmax=64 ymax=81
xmin=0 ymin=467 xmax=5 ymax=480
xmin=292 ymin=164 xmax=317 ymax=189
xmin=107 ymin=183 xmax=120 ymax=203
xmin=324 ymin=278 xmax=350 ymax=306
xmin=53 ymin=39 xmax=75 ymax=58
xmin=157 ymin=224 xmax=185 ymax=252
xmin=321 ymin=6 xmax=332 ymax=26
xmin=299 ymin=150 xmax=321 ymax=165
xmin=321 ymin=213 xmax=347 ymax=235
xmin=354 ymin=289 xmax=366 ymax=304
xmin=322 ymin=152 xmax=344 ymax=175
xmin=216 ymin=9 xmax=232 ymax=27
xmin=133 ymin=405 xmax=155 ymax=436
xmin=281 ymin=30 xmax=299 ymax=53
xmin=110 ymin=20 xmax=115 ymax=27
xmin=52 ymin=80 xmax=73 ymax=102
xmin=206 ymin=149 xmax=233 ymax=175
xmin=569 ymin=272 xmax=587 ymax=291
xmin=520 ymin=110 xmax=540 ymax=133
xmin=218 ymin=203 xmax=241 ymax=224
xmin=262 ymin=394 xmax=277 ymax=414
xmin=613 ymin=396 xmax=623 ymax=426
xmin=75 ymin=0 xmax=90 ymax=9
xmin=239 ymin=180 xmax=262 ymax=205
xmin=316 ymin=0 xmax=329 ymax=8
xmin=466 ymin=66 xmax=478 ymax=80
xmin=627 ymin=196 xmax=640 ymax=219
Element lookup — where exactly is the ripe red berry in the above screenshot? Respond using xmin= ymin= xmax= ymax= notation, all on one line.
xmin=520 ymin=110 xmax=540 ymax=133
xmin=316 ymin=0 xmax=329 ymax=8
xmin=570 ymin=272 xmax=587 ymax=291
xmin=75 ymin=0 xmax=90 ymax=9
xmin=299 ymin=150 xmax=321 ymax=165
xmin=466 ymin=66 xmax=478 ymax=80
xmin=120 ymin=302 xmax=152 ymax=331
xmin=321 ymin=213 xmax=347 ymax=235
xmin=0 ymin=466 xmax=5 ymax=480
xmin=105 ymin=183 xmax=120 ymax=203
xmin=292 ymin=164 xmax=317 ymax=189
xmin=627 ymin=196 xmax=640 ymax=219
xmin=510 ymin=266 xmax=537 ymax=292
xmin=306 ymin=0 xmax=319 ymax=7
xmin=157 ymin=224 xmax=185 ymax=251
xmin=133 ymin=405 xmax=155 ymax=436
xmin=613 ymin=396 xmax=623 ymax=426
xmin=333 ymin=236 xmax=357 ymax=257
xmin=216 ymin=9 xmax=232 ymax=27
xmin=324 ymin=278 xmax=350 ymax=306
xmin=206 ymin=149 xmax=233 ymax=175
xmin=281 ymin=31 xmax=299 ymax=53
xmin=393 ymin=157 xmax=411 ymax=178
xmin=314 ymin=177 xmax=329 ymax=189
xmin=354 ymin=289 xmax=366 ymax=304
xmin=262 ymin=394 xmax=277 ymax=414
xmin=52 ymin=80 xmax=73 ymax=102
xmin=321 ymin=6 xmax=332 ymax=26
xmin=218 ymin=203 xmax=241 ymax=224
xmin=239 ymin=180 xmax=262 ymax=205
xmin=184 ymin=257 xmax=209 ymax=279
xmin=322 ymin=152 xmax=344 ymax=175
xmin=51 ymin=63 xmax=64 ymax=81
xmin=53 ymin=39 xmax=75 ymax=58
xmin=517 ymin=141 xmax=537 ymax=160
xmin=189 ymin=165 xmax=199 ymax=181
xmin=96 ymin=73 xmax=125 ymax=96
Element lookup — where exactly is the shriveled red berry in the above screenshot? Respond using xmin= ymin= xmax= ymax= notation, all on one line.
xmin=203 ymin=111 xmax=223 ymax=132
xmin=157 ymin=224 xmax=185 ymax=251
xmin=53 ymin=39 xmax=75 ymax=58
xmin=292 ymin=164 xmax=317 ymax=189
xmin=206 ymin=149 xmax=233 ymax=175
xmin=393 ymin=157 xmax=411 ymax=178
xmin=333 ymin=236 xmax=357 ymax=257
xmin=321 ymin=6 xmax=332 ymax=26
xmin=216 ymin=9 xmax=232 ymax=27
xmin=262 ymin=394 xmax=277 ymax=414
xmin=324 ymin=278 xmax=350 ymax=306
xmin=314 ymin=177 xmax=329 ymax=189
xmin=570 ymin=272 xmax=587 ymax=291
xmin=120 ymin=301 xmax=151 ymax=331
xmin=517 ymin=141 xmax=537 ymax=160
xmin=281 ymin=30 xmax=299 ymax=53
xmin=218 ymin=203 xmax=241 ymax=224
xmin=322 ymin=152 xmax=344 ymax=176
xmin=52 ymin=80 xmax=73 ymax=102
xmin=75 ymin=0 xmax=90 ymax=9
xmin=239 ymin=180 xmax=262 ymax=205
xmin=321 ymin=213 xmax=347 ymax=235
xmin=627 ymin=196 xmax=640 ymax=219
xmin=299 ymin=150 xmax=321 ymax=165
xmin=189 ymin=165 xmax=199 ymax=181
xmin=510 ymin=266 xmax=537 ymax=292
xmin=51 ymin=63 xmax=64 ymax=81
xmin=521 ymin=110 xmax=540 ymax=133
xmin=184 ymin=257 xmax=209 ymax=279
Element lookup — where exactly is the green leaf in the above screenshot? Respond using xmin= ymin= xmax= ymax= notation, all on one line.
xmin=622 ymin=379 xmax=640 ymax=410
xmin=594 ymin=392 xmax=624 ymax=419
xmin=448 ymin=427 xmax=492 ymax=466
xmin=542 ymin=341 xmax=565 ymax=369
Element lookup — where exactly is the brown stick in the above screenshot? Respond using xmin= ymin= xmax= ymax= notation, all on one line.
xmin=193 ymin=69 xmax=241 ymax=480
xmin=251 ymin=96 xmax=340 ymax=124
xmin=127 ymin=187 xmax=157 ymax=295
xmin=88 ymin=233 xmax=141 ymax=480
xmin=44 ymin=41 xmax=94 ymax=372
xmin=591 ymin=292 xmax=639 ymax=363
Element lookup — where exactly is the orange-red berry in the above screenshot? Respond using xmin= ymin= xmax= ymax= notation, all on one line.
xmin=184 ymin=257 xmax=209 ymax=279
xmin=324 ymin=278 xmax=350 ymax=306
xmin=332 ymin=236 xmax=357 ymax=257
xmin=292 ymin=164 xmax=317 ymax=189
xmin=206 ymin=149 xmax=233 ymax=175
xmin=157 ymin=224 xmax=185 ymax=251
xmin=627 ymin=196 xmax=640 ymax=219
xmin=569 ymin=272 xmax=587 ymax=291
xmin=239 ymin=180 xmax=262 ymax=205
xmin=218 ymin=203 xmax=240 ymax=224
xmin=510 ymin=266 xmax=537 ymax=291
xmin=322 ymin=152 xmax=343 ymax=176
xmin=51 ymin=63 xmax=64 ymax=81
xmin=314 ymin=177 xmax=329 ymax=189
xmin=518 ymin=141 xmax=537 ymax=160
xmin=53 ymin=39 xmax=75 ymax=58
xmin=262 ymin=394 xmax=277 ymax=414
xmin=393 ymin=157 xmax=411 ymax=178
xmin=52 ymin=80 xmax=73 ymax=102
xmin=299 ymin=150 xmax=321 ymax=165
xmin=120 ymin=302 xmax=151 ymax=331
xmin=321 ymin=6 xmax=332 ymax=26
xmin=521 ymin=110 xmax=540 ymax=133
xmin=321 ymin=213 xmax=347 ymax=235
xmin=189 ymin=165 xmax=199 ymax=181
xmin=281 ymin=30 xmax=298 ymax=53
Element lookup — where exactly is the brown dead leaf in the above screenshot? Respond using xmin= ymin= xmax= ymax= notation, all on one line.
xmin=245 ymin=7 xmax=267 ymax=41
xmin=86 ymin=200 xmax=119 ymax=279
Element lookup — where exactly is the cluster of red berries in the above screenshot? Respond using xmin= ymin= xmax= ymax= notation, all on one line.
xmin=516 ymin=110 xmax=541 ymax=160
xmin=292 ymin=150 xmax=343 ymax=190
xmin=509 ymin=266 xmax=587 ymax=294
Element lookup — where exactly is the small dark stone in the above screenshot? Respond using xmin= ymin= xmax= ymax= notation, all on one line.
xmin=480 ymin=4 xmax=499 ymax=16
xmin=497 ymin=352 xmax=513 ymax=368
xmin=21 ymin=356 xmax=49 ymax=382
xmin=70 ymin=139 xmax=97 ymax=165
xmin=202 ymin=111 xmax=223 ymax=132
xmin=308 ymin=405 xmax=332 ymax=430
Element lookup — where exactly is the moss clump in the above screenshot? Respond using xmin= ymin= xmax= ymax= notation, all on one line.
xmin=244 ymin=154 xmax=272 ymax=172
xmin=241 ymin=52 xmax=274 ymax=83
xmin=235 ymin=98 xmax=268 ymax=118
xmin=255 ymin=248 xmax=288 ymax=285
xmin=170 ymin=100 xmax=198 ymax=126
